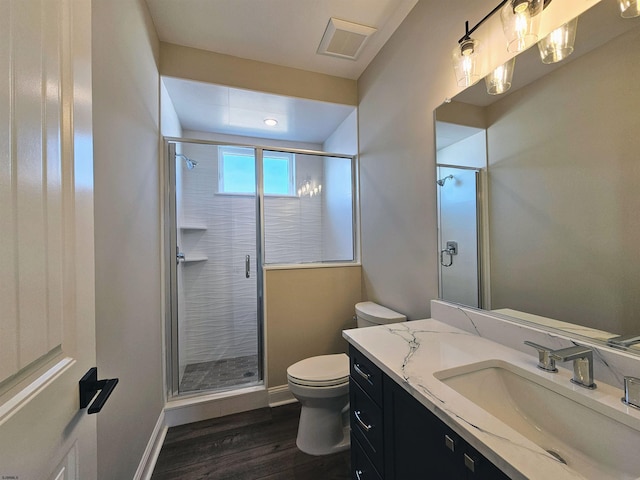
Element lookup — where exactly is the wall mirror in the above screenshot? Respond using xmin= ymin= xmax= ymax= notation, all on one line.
xmin=435 ymin=0 xmax=640 ymax=352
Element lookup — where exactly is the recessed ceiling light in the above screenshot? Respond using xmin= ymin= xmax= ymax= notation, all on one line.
xmin=264 ymin=118 xmax=278 ymax=127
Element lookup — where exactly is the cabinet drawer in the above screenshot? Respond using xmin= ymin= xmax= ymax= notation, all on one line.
xmin=350 ymin=379 xmax=384 ymax=473
xmin=351 ymin=436 xmax=383 ymax=480
xmin=349 ymin=345 xmax=383 ymax=405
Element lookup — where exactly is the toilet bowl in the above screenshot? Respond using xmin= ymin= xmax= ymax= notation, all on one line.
xmin=287 ymin=354 xmax=350 ymax=456
xmin=287 ymin=301 xmax=406 ymax=455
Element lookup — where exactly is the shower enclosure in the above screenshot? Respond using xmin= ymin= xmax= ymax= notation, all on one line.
xmin=167 ymin=140 xmax=263 ymax=396
xmin=165 ymin=138 xmax=357 ymax=397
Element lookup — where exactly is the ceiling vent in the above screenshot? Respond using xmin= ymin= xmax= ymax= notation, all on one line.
xmin=317 ymin=18 xmax=377 ymax=60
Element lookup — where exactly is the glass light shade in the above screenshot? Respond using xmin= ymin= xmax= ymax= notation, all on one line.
xmin=619 ymin=0 xmax=640 ymax=18
xmin=537 ymin=18 xmax=578 ymax=64
xmin=485 ymin=57 xmax=516 ymax=95
xmin=501 ymin=0 xmax=544 ymax=53
xmin=452 ymin=38 xmax=480 ymax=87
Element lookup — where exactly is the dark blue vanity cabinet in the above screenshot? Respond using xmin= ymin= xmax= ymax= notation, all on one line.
xmin=349 ymin=345 xmax=511 ymax=480
xmin=350 ymin=344 xmax=385 ymax=479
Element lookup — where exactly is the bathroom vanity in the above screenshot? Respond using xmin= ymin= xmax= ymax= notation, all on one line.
xmin=344 ymin=314 xmax=640 ymax=480
xmin=349 ymin=344 xmax=508 ymax=479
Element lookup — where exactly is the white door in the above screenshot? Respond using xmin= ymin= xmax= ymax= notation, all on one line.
xmin=0 ymin=1 xmax=98 ymax=479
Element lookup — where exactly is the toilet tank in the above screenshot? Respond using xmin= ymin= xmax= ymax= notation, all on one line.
xmin=355 ymin=301 xmax=406 ymax=328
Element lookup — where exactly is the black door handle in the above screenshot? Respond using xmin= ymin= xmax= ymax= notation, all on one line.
xmin=79 ymin=367 xmax=119 ymax=414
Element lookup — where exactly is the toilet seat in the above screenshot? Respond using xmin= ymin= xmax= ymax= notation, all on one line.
xmin=287 ymin=353 xmax=349 ymax=387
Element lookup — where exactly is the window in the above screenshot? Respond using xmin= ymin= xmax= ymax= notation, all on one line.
xmin=218 ymin=146 xmax=295 ymax=195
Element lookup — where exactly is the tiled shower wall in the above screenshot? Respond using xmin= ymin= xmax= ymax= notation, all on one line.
xmin=177 ymin=142 xmax=348 ymax=367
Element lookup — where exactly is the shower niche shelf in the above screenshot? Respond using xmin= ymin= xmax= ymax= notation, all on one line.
xmin=182 ymin=255 xmax=208 ymax=263
xmin=179 ymin=224 xmax=207 ymax=231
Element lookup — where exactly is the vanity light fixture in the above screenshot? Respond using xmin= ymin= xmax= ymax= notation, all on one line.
xmin=452 ymin=6 xmax=502 ymax=87
xmin=264 ymin=118 xmax=278 ymax=127
xmin=537 ymin=18 xmax=578 ymax=64
xmin=501 ymin=0 xmax=545 ymax=53
xmin=452 ymin=34 xmax=481 ymax=87
xmin=619 ymin=0 xmax=640 ymax=18
xmin=485 ymin=57 xmax=516 ymax=95
xmin=452 ymin=1 xmax=551 ymax=87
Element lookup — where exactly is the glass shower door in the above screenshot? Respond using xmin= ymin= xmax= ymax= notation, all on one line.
xmin=168 ymin=140 xmax=262 ymax=395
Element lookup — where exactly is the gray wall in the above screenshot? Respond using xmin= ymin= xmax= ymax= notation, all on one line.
xmin=357 ymin=0 xmax=496 ymax=319
xmin=92 ymin=0 xmax=163 ymax=478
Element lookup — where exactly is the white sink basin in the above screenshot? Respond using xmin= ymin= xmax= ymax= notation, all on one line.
xmin=434 ymin=360 xmax=640 ymax=479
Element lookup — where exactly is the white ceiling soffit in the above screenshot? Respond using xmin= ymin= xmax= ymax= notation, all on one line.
xmin=145 ymin=0 xmax=419 ymax=80
xmin=435 ymin=122 xmax=484 ymax=151
xmin=163 ymin=77 xmax=355 ymax=144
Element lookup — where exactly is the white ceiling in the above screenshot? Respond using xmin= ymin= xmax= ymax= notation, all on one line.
xmin=146 ymin=0 xmax=418 ymax=80
xmin=146 ymin=0 xmax=418 ymax=143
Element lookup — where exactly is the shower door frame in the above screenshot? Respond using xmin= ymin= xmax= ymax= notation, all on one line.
xmin=164 ymin=138 xmax=265 ymax=399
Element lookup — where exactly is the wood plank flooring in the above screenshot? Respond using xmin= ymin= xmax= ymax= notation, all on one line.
xmin=151 ymin=403 xmax=351 ymax=480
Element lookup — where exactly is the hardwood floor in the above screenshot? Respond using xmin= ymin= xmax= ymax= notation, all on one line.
xmin=151 ymin=403 xmax=351 ymax=479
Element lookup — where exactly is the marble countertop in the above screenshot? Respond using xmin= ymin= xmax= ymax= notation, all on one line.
xmin=343 ymin=318 xmax=640 ymax=480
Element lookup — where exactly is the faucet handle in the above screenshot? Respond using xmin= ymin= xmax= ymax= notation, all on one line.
xmin=549 ymin=345 xmax=597 ymax=390
xmin=608 ymin=334 xmax=640 ymax=348
xmin=622 ymin=376 xmax=640 ymax=410
xmin=524 ymin=341 xmax=558 ymax=372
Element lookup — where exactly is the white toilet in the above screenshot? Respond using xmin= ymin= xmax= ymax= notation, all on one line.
xmin=287 ymin=301 xmax=406 ymax=455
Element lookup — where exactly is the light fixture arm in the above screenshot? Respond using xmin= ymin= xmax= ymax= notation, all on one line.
xmin=457 ymin=0 xmax=551 ymax=44
xmin=458 ymin=1 xmax=508 ymax=44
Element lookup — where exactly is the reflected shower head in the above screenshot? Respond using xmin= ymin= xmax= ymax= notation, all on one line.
xmin=436 ymin=174 xmax=454 ymax=187
xmin=176 ymin=153 xmax=198 ymax=170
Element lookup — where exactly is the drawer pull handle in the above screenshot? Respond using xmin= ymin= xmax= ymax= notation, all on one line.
xmin=355 ymin=469 xmax=364 ymax=480
xmin=464 ymin=453 xmax=476 ymax=472
xmin=354 ymin=410 xmax=373 ymax=432
xmin=354 ymin=363 xmax=372 ymax=383
xmin=444 ymin=434 xmax=455 ymax=452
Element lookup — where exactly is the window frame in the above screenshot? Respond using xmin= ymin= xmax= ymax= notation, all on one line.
xmin=218 ymin=146 xmax=296 ymax=197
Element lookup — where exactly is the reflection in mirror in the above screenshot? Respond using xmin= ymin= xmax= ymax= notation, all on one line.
xmin=435 ymin=1 xmax=640 ymax=352
xmin=437 ymin=165 xmax=482 ymax=308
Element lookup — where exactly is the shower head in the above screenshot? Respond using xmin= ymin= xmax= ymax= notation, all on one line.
xmin=436 ymin=174 xmax=454 ymax=187
xmin=176 ymin=153 xmax=198 ymax=170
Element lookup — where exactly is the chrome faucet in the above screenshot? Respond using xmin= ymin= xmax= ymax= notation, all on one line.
xmin=524 ymin=341 xmax=558 ymax=372
xmin=607 ymin=334 xmax=640 ymax=348
xmin=524 ymin=341 xmax=597 ymax=389
xmin=622 ymin=376 xmax=640 ymax=410
xmin=550 ymin=345 xmax=597 ymax=390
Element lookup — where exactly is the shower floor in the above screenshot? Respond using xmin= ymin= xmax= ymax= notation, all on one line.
xmin=179 ymin=354 xmax=259 ymax=393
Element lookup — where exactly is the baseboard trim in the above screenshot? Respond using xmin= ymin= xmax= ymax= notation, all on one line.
xmin=268 ymin=384 xmax=297 ymax=407
xmin=164 ymin=385 xmax=269 ymax=427
xmin=134 ymin=409 xmax=167 ymax=480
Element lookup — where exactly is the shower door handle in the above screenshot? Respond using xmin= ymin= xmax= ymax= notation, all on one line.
xmin=245 ymin=255 xmax=251 ymax=278
xmin=440 ymin=249 xmax=453 ymax=267
xmin=440 ymin=241 xmax=458 ymax=268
